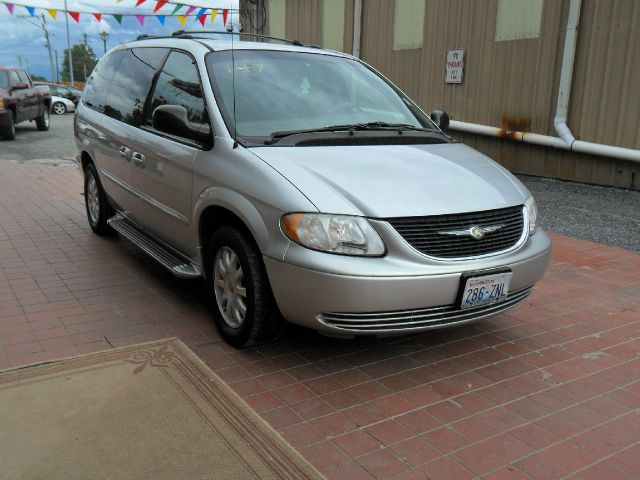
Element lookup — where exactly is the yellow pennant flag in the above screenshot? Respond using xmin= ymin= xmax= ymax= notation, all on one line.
xmin=47 ymin=9 xmax=57 ymax=19
xmin=177 ymin=15 xmax=187 ymax=27
xmin=210 ymin=8 xmax=218 ymax=23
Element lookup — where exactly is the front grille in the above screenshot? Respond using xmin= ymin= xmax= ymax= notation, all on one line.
xmin=387 ymin=205 xmax=525 ymax=259
xmin=319 ymin=286 xmax=532 ymax=332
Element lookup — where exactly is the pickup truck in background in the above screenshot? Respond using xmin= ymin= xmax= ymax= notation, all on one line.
xmin=0 ymin=67 xmax=51 ymax=140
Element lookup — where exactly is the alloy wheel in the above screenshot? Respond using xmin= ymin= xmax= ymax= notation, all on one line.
xmin=86 ymin=173 xmax=100 ymax=224
xmin=213 ymin=246 xmax=247 ymax=328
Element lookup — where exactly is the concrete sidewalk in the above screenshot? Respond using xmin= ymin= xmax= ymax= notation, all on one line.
xmin=0 ymin=161 xmax=638 ymax=479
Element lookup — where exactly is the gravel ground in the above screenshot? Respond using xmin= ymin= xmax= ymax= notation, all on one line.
xmin=1 ymin=115 xmax=637 ymax=251
xmin=518 ymin=174 xmax=640 ymax=251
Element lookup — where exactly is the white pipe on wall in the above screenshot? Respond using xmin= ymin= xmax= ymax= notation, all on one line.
xmin=448 ymin=0 xmax=640 ymax=164
xmin=352 ymin=0 xmax=362 ymax=58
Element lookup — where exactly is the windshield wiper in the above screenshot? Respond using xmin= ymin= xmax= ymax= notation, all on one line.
xmin=265 ymin=121 xmax=433 ymax=145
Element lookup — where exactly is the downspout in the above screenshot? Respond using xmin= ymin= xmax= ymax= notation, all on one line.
xmin=352 ymin=0 xmax=362 ymax=58
xmin=448 ymin=0 xmax=640 ymax=163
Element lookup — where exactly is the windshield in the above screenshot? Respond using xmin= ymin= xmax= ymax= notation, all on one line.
xmin=206 ymin=50 xmax=433 ymax=138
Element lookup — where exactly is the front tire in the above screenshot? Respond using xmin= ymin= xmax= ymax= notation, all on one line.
xmin=51 ymin=102 xmax=66 ymax=115
xmin=36 ymin=109 xmax=50 ymax=130
xmin=2 ymin=111 xmax=15 ymax=140
xmin=206 ymin=226 xmax=281 ymax=348
xmin=84 ymin=163 xmax=114 ymax=235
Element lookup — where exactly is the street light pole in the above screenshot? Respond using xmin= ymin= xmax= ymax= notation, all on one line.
xmin=64 ymin=0 xmax=74 ymax=85
xmin=99 ymin=31 xmax=109 ymax=55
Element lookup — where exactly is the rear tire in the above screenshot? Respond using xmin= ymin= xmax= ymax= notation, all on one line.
xmin=35 ymin=109 xmax=50 ymax=131
xmin=84 ymin=163 xmax=114 ymax=235
xmin=51 ymin=102 xmax=66 ymax=115
xmin=206 ymin=226 xmax=282 ymax=348
xmin=2 ymin=111 xmax=15 ymax=140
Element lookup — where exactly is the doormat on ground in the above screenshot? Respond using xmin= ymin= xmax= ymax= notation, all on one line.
xmin=0 ymin=338 xmax=323 ymax=480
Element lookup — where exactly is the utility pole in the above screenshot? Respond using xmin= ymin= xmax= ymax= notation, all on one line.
xmin=55 ymin=50 xmax=59 ymax=82
xmin=64 ymin=0 xmax=74 ymax=85
xmin=16 ymin=14 xmax=56 ymax=81
xmin=82 ymin=33 xmax=88 ymax=81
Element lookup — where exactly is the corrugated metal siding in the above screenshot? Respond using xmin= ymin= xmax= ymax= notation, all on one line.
xmin=248 ymin=0 xmax=640 ymax=189
xmin=285 ymin=0 xmax=323 ymax=46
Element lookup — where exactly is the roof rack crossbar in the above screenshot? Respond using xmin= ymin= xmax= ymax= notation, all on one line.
xmin=170 ymin=30 xmax=304 ymax=46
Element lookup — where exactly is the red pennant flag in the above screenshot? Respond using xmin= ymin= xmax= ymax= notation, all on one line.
xmin=93 ymin=13 xmax=102 ymax=22
xmin=222 ymin=9 xmax=228 ymax=25
xmin=69 ymin=11 xmax=80 ymax=23
xmin=153 ymin=1 xmax=167 ymax=13
xmin=198 ymin=14 xmax=206 ymax=26
xmin=135 ymin=0 xmax=146 ymax=6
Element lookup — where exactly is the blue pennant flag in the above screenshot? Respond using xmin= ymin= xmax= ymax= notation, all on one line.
xmin=26 ymin=6 xmax=35 ymax=15
xmin=195 ymin=7 xmax=206 ymax=21
xmin=156 ymin=15 xmax=166 ymax=25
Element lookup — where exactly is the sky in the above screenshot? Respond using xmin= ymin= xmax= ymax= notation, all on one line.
xmin=0 ymin=0 xmax=240 ymax=81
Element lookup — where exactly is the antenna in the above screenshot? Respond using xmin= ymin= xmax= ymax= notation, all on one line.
xmin=229 ymin=2 xmax=238 ymax=149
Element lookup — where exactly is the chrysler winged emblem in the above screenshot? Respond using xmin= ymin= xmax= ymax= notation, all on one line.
xmin=438 ymin=224 xmax=504 ymax=240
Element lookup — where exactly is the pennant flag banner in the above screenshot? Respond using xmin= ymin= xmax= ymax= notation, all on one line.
xmin=0 ymin=1 xmax=243 ymax=29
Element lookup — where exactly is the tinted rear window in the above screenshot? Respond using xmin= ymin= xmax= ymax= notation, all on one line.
xmin=84 ymin=50 xmax=125 ymax=112
xmin=0 ymin=72 xmax=7 ymax=89
xmin=104 ymin=47 xmax=168 ymax=126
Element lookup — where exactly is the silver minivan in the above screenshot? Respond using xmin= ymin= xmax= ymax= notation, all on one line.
xmin=75 ymin=32 xmax=551 ymax=347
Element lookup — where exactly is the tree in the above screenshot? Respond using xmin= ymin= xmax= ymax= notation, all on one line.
xmin=61 ymin=43 xmax=98 ymax=83
xmin=30 ymin=74 xmax=47 ymax=81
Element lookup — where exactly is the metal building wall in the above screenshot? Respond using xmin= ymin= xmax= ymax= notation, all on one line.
xmin=250 ymin=0 xmax=639 ymax=189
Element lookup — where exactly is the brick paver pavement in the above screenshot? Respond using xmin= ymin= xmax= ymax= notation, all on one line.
xmin=1 ymin=161 xmax=639 ymax=479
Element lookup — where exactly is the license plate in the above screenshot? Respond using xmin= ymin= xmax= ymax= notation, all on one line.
xmin=460 ymin=272 xmax=512 ymax=310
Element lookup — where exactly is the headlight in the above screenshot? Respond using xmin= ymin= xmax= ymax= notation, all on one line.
xmin=525 ymin=196 xmax=538 ymax=234
xmin=281 ymin=213 xmax=386 ymax=256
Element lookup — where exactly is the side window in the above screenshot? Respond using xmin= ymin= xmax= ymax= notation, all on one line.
xmin=84 ymin=50 xmax=125 ymax=112
xmin=104 ymin=48 xmax=168 ymax=127
xmin=17 ymin=71 xmax=32 ymax=87
xmin=10 ymin=71 xmax=20 ymax=86
xmin=146 ymin=50 xmax=207 ymax=126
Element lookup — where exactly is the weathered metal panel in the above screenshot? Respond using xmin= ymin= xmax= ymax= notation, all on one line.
xmin=285 ymin=0 xmax=323 ymax=46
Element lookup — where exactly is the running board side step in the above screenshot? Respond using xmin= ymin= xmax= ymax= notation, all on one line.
xmin=107 ymin=215 xmax=201 ymax=279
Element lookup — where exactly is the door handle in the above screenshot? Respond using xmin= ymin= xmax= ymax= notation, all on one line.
xmin=119 ymin=146 xmax=132 ymax=160
xmin=132 ymin=152 xmax=146 ymax=168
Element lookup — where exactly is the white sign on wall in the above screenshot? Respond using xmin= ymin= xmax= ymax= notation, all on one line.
xmin=446 ymin=49 xmax=465 ymax=84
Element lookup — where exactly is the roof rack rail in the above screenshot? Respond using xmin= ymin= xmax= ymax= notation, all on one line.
xmin=136 ymin=34 xmax=174 ymax=41
xmin=170 ymin=30 xmax=304 ymax=46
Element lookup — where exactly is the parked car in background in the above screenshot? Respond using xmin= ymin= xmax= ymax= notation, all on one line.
xmin=35 ymin=82 xmax=79 ymax=106
xmin=51 ymin=95 xmax=76 ymax=115
xmin=75 ymin=34 xmax=551 ymax=348
xmin=66 ymin=85 xmax=83 ymax=99
xmin=0 ymin=67 xmax=51 ymax=140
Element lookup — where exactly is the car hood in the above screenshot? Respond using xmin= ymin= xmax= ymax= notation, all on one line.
xmin=251 ymin=143 xmax=529 ymax=218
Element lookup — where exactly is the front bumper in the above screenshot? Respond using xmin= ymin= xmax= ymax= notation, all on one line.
xmin=265 ymin=230 xmax=551 ymax=335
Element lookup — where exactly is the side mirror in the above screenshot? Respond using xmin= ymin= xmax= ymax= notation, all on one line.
xmin=152 ymin=104 xmax=211 ymax=146
xmin=12 ymin=82 xmax=29 ymax=91
xmin=430 ymin=110 xmax=450 ymax=131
